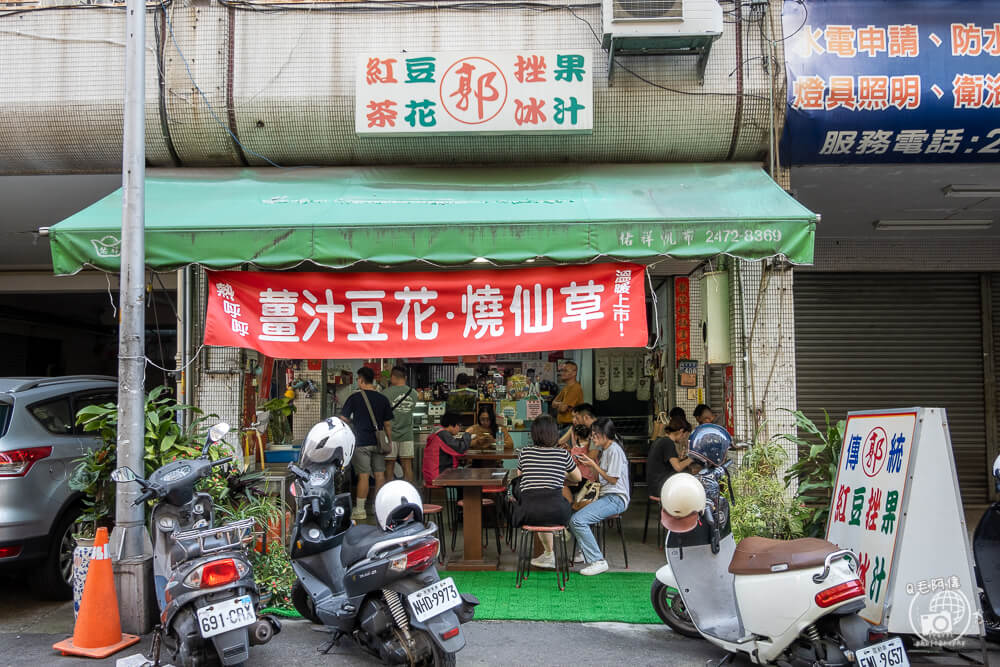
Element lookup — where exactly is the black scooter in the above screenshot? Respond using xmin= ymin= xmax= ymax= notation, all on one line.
xmin=973 ymin=453 xmax=1000 ymax=642
xmin=111 ymin=423 xmax=280 ymax=666
xmin=287 ymin=452 xmax=478 ymax=666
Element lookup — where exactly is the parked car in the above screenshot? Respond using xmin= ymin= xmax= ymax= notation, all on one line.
xmin=0 ymin=376 xmax=117 ymax=598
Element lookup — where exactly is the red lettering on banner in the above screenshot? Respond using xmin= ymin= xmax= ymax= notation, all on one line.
xmin=203 ymin=265 xmax=647 ymax=359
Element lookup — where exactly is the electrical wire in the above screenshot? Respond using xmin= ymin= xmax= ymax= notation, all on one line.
xmin=564 ymin=5 xmax=772 ymax=102
xmin=0 ymin=1 xmax=172 ymax=19
xmin=159 ymin=1 xmax=287 ymax=169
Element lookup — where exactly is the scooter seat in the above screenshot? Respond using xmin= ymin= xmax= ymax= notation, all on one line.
xmin=341 ymin=522 xmax=429 ymax=569
xmin=728 ymin=536 xmax=838 ymax=575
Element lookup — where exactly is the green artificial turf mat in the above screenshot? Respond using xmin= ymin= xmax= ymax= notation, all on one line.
xmin=441 ymin=570 xmax=662 ymax=624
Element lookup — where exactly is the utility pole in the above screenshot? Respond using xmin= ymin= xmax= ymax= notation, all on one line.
xmin=110 ymin=0 xmax=154 ymax=634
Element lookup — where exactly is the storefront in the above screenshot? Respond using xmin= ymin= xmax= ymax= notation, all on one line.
xmin=45 ymin=162 xmax=818 ymax=466
xmin=781 ymin=0 xmax=1000 ymax=506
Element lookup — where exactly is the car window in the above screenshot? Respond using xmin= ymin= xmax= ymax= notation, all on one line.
xmin=29 ymin=397 xmax=74 ymax=435
xmin=73 ymin=391 xmax=117 ymax=435
xmin=0 ymin=401 xmax=10 ymax=438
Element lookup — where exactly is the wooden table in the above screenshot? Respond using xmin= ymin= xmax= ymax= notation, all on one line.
xmin=432 ymin=467 xmax=508 ymax=571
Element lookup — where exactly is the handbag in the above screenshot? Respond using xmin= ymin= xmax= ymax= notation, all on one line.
xmin=358 ymin=390 xmax=392 ymax=455
xmin=572 ymin=479 xmax=601 ymax=511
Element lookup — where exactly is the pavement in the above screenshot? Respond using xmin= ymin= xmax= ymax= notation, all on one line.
xmin=1 ymin=501 xmax=997 ymax=665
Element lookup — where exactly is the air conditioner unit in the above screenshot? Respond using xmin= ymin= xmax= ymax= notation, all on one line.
xmin=602 ymin=0 xmax=724 ymax=84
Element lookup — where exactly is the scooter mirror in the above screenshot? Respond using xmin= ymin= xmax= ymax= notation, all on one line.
xmin=110 ymin=466 xmax=138 ymax=483
xmin=209 ymin=422 xmax=231 ymax=442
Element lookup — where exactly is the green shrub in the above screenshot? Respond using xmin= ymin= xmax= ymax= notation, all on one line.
xmin=728 ymin=440 xmax=804 ymax=542
xmin=777 ymin=409 xmax=845 ymax=537
xmin=70 ymin=386 xmax=213 ymax=533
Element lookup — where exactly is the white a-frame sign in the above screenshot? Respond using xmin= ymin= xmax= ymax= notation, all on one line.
xmin=826 ymin=408 xmax=984 ymax=644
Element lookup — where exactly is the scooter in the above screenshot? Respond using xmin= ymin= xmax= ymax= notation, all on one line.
xmin=111 ymin=423 xmax=279 ymax=666
xmin=972 ymin=453 xmax=1000 ymax=642
xmin=651 ymin=435 xmax=897 ymax=666
xmin=287 ymin=430 xmax=478 ymax=666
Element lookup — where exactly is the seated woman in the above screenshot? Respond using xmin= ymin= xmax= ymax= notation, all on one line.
xmin=511 ymin=414 xmax=581 ymax=569
xmin=465 ymin=407 xmax=513 ymax=449
xmin=647 ymin=421 xmax=694 ymax=495
xmin=570 ymin=418 xmax=630 ymax=576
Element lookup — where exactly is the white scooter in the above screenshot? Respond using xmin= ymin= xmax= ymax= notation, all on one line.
xmin=651 ymin=425 xmax=903 ymax=666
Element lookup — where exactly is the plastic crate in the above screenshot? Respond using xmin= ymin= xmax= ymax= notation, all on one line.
xmin=264 ymin=447 xmax=300 ymax=463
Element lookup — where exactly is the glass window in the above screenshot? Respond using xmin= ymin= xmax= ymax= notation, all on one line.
xmin=29 ymin=398 xmax=74 ymax=435
xmin=0 ymin=402 xmax=11 ymax=438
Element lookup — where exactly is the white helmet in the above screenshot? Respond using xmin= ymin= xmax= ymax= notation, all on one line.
xmin=301 ymin=417 xmax=355 ymax=468
xmin=375 ymin=480 xmax=424 ymax=531
xmin=660 ymin=473 xmax=706 ymax=533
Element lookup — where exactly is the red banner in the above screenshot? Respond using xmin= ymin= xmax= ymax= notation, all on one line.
xmin=674 ymin=277 xmax=691 ymax=361
xmin=204 ymin=264 xmax=647 ymax=359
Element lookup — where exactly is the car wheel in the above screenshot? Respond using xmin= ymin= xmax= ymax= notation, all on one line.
xmin=33 ymin=505 xmax=81 ymax=600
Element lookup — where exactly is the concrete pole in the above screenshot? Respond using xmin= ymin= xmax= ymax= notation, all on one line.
xmin=110 ymin=0 xmax=155 ymax=634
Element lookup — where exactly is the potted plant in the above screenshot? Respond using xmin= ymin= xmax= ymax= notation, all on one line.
xmin=258 ymin=396 xmax=295 ymax=447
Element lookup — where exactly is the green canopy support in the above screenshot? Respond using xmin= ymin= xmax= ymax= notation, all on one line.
xmin=47 ymin=163 xmax=817 ymax=274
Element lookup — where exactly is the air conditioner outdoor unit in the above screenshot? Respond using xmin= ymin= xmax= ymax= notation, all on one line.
xmin=602 ymin=0 xmax=724 ymax=84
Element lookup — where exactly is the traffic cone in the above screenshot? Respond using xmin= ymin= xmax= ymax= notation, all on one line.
xmin=53 ymin=527 xmax=141 ymax=658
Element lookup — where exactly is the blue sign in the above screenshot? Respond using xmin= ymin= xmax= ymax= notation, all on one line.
xmin=781 ymin=0 xmax=1000 ymax=164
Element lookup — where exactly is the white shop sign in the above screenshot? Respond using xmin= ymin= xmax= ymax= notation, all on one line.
xmin=826 ymin=408 xmax=983 ymax=644
xmin=355 ymin=51 xmax=593 ymax=135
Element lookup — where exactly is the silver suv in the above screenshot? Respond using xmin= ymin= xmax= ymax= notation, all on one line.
xmin=0 ymin=376 xmax=117 ymax=598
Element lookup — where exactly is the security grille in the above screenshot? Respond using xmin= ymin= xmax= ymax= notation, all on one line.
xmin=794 ymin=273 xmax=988 ymax=505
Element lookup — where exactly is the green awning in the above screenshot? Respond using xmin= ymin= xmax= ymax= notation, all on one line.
xmin=48 ymin=163 xmax=817 ymax=275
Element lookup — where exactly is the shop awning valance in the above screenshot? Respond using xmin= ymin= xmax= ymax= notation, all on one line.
xmin=47 ymin=163 xmax=818 ymax=275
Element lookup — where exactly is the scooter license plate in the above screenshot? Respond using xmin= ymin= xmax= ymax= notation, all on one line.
xmin=196 ymin=595 xmax=256 ymax=639
xmin=855 ymin=637 xmax=909 ymax=667
xmin=407 ymin=577 xmax=462 ymax=623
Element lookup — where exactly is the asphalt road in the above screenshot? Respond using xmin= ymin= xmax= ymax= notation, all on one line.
xmin=1 ymin=574 xmax=994 ymax=666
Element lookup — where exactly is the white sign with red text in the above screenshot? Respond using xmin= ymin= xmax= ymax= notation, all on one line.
xmin=355 ymin=51 xmax=593 ymax=135
xmin=826 ymin=408 xmax=982 ymax=641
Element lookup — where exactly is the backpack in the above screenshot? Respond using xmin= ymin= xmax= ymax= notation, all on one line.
xmin=422 ymin=429 xmax=464 ymax=487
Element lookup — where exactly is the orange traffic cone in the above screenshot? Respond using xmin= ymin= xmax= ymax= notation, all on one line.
xmin=53 ymin=527 xmax=141 ymax=658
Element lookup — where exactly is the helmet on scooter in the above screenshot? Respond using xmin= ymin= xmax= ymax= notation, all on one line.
xmin=687 ymin=423 xmax=732 ymax=467
xmin=993 ymin=454 xmax=1000 ymax=493
xmin=301 ymin=417 xmax=355 ymax=469
xmin=660 ymin=473 xmax=706 ymax=533
xmin=375 ymin=480 xmax=424 ymax=532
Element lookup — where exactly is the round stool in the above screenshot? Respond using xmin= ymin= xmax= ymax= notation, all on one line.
xmin=515 ymin=525 xmax=569 ymax=591
xmin=422 ymin=503 xmax=445 ymax=563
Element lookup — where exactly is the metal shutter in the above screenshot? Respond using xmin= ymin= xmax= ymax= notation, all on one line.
xmin=794 ymin=273 xmax=987 ymax=505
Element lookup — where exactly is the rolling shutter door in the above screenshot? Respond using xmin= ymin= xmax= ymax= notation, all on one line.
xmin=794 ymin=273 xmax=987 ymax=505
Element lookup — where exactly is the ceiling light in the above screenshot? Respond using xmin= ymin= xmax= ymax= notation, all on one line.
xmin=943 ymin=185 xmax=1000 ymax=198
xmin=874 ymin=219 xmax=993 ymax=231
xmin=472 ymin=257 xmax=490 ymax=263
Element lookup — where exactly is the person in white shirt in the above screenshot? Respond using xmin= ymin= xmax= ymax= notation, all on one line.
xmin=569 ymin=417 xmax=630 ymax=576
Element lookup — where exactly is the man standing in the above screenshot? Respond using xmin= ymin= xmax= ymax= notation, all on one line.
xmin=552 ymin=361 xmax=583 ymax=426
xmin=383 ymin=366 xmax=416 ymax=483
xmin=340 ymin=366 xmax=393 ymax=521
xmin=694 ymin=404 xmax=715 ymax=425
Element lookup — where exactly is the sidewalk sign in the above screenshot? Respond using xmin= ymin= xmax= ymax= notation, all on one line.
xmin=826 ymin=408 xmax=983 ymax=645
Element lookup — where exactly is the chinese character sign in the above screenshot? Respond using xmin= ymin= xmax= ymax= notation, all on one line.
xmin=782 ymin=0 xmax=1000 ymax=163
xmin=356 ymin=51 xmax=593 ymax=135
xmin=204 ymin=264 xmax=646 ymax=359
xmin=827 ymin=411 xmax=917 ymax=624
xmin=674 ymin=277 xmax=690 ymax=361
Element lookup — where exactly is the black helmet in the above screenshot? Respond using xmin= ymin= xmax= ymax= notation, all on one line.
xmin=688 ymin=424 xmax=732 ymax=467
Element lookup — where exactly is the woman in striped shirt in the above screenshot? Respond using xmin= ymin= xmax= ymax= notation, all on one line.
xmin=512 ymin=414 xmax=582 ymax=569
